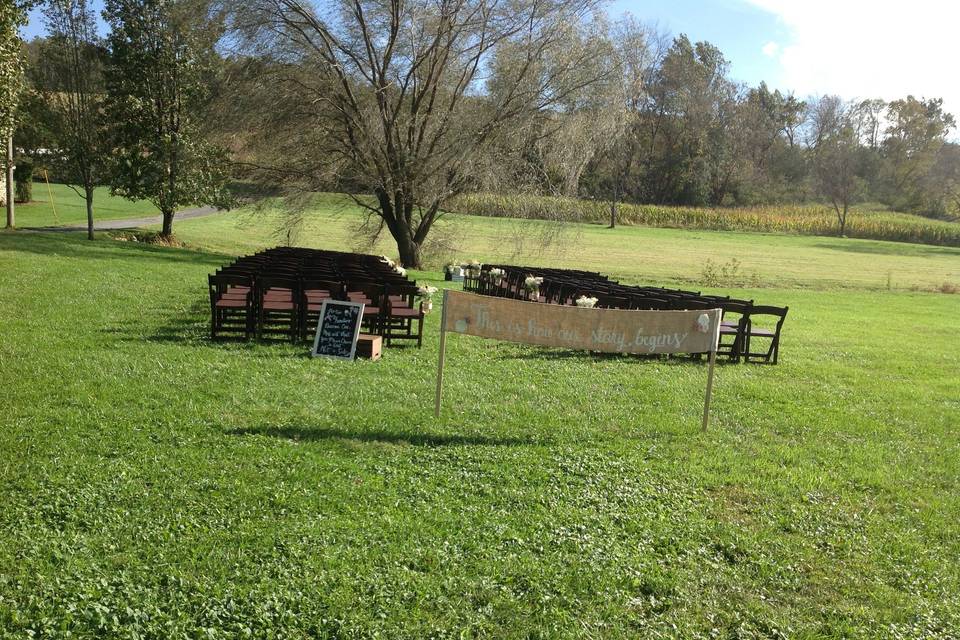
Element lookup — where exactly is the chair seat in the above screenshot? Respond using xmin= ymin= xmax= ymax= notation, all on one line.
xmin=388 ymin=307 xmax=421 ymax=318
xmin=749 ymin=328 xmax=775 ymax=337
xmin=216 ymin=297 xmax=248 ymax=308
xmin=262 ymin=300 xmax=295 ymax=310
xmin=362 ymin=306 xmax=380 ymax=315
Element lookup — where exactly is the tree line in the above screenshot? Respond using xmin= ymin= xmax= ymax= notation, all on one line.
xmin=5 ymin=0 xmax=959 ymax=265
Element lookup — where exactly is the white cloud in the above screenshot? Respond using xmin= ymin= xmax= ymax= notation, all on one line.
xmin=744 ymin=0 xmax=960 ymax=118
xmin=761 ymin=41 xmax=779 ymax=57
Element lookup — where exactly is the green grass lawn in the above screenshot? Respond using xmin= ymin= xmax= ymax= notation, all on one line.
xmin=11 ymin=183 xmax=159 ymax=228
xmin=1 ymin=202 xmax=959 ymax=637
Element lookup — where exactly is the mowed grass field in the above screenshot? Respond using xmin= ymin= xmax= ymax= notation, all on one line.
xmin=1 ymin=196 xmax=959 ymax=638
xmin=11 ymin=183 xmax=159 ymax=228
xmin=172 ymin=194 xmax=960 ymax=292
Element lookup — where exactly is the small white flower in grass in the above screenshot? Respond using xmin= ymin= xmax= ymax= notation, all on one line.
xmin=575 ymin=296 xmax=598 ymax=308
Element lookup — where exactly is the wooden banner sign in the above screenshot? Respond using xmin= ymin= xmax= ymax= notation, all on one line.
xmin=311 ymin=300 xmax=365 ymax=360
xmin=434 ymin=290 xmax=723 ymax=429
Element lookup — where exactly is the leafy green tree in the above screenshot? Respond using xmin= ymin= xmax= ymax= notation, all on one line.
xmin=103 ymin=0 xmax=229 ymax=238
xmin=881 ymin=96 xmax=956 ymax=212
xmin=812 ymin=102 xmax=864 ymax=236
xmin=1 ymin=0 xmax=32 ymax=225
xmin=35 ymin=0 xmax=107 ymax=239
xmin=637 ymin=36 xmax=738 ymax=206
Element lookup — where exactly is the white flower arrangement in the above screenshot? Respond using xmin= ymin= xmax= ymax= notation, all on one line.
xmin=417 ymin=285 xmax=438 ymax=301
xmin=575 ymin=295 xmax=598 ymax=308
xmin=696 ymin=313 xmax=711 ymax=333
xmin=394 ymin=266 xmax=407 ymax=277
xmin=381 ymin=255 xmax=396 ymax=267
xmin=488 ymin=268 xmax=505 ymax=279
xmin=522 ymin=275 xmax=544 ymax=293
xmin=465 ymin=260 xmax=482 ymax=276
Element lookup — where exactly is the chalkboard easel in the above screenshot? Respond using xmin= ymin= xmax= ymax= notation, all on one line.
xmin=311 ymin=300 xmax=365 ymax=360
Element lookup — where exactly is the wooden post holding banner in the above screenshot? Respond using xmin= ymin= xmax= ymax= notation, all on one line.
xmin=702 ymin=348 xmax=717 ymax=431
xmin=434 ymin=289 xmax=449 ymax=418
xmin=434 ymin=290 xmax=722 ymax=428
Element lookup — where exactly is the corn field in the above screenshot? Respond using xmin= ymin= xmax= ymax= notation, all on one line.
xmin=448 ymin=193 xmax=960 ymax=247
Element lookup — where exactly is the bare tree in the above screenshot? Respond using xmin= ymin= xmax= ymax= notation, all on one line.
xmin=36 ymin=0 xmax=105 ymax=240
xmin=812 ymin=103 xmax=863 ymax=236
xmin=227 ymin=0 xmax=612 ymax=267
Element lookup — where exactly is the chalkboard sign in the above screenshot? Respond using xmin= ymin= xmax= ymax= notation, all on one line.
xmin=311 ymin=300 xmax=365 ymax=360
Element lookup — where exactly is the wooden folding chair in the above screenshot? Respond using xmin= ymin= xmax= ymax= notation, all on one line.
xmin=382 ymin=284 xmax=425 ymax=347
xmin=346 ymin=282 xmax=384 ymax=335
xmin=208 ymin=274 xmax=254 ymax=340
xmin=256 ymin=276 xmax=300 ymax=341
xmin=742 ymin=305 xmax=789 ymax=364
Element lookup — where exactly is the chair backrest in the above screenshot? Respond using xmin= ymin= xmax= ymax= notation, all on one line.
xmin=669 ymin=298 xmax=714 ymax=311
xmin=387 ymin=283 xmax=418 ymax=304
xmin=209 ymin=273 xmax=252 ymax=294
xmin=595 ymin=293 xmax=629 ymax=309
xmin=746 ymin=305 xmax=788 ymax=328
xmin=630 ymin=297 xmax=670 ymax=310
xmin=348 ymin=282 xmax=385 ymax=306
xmin=302 ymin=278 xmax=344 ymax=300
xmin=256 ymin=276 xmax=300 ymax=298
xmin=718 ymin=300 xmax=752 ymax=325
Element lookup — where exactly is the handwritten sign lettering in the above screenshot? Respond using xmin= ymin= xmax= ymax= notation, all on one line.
xmin=312 ymin=300 xmax=365 ymax=360
xmin=442 ymin=291 xmax=720 ymax=355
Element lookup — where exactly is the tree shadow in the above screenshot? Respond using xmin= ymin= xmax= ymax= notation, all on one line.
xmin=810 ymin=241 xmax=960 ymax=257
xmin=227 ymin=425 xmax=542 ymax=447
xmin=0 ymin=229 xmax=232 ymax=265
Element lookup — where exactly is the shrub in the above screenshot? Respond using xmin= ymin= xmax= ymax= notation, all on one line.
xmin=14 ymin=156 xmax=33 ymax=203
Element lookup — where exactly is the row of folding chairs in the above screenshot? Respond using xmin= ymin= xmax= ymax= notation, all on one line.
xmin=469 ymin=264 xmax=789 ymax=363
xmin=209 ymin=274 xmax=426 ymax=347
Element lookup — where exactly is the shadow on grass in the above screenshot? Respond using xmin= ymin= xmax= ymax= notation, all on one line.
xmin=499 ymin=348 xmax=739 ymax=366
xmin=0 ymin=229 xmax=232 ymax=265
xmin=810 ymin=241 xmax=960 ymax=257
xmin=227 ymin=425 xmax=539 ymax=447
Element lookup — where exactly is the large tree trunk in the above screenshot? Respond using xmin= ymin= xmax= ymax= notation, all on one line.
xmin=160 ymin=210 xmax=174 ymax=237
xmin=833 ymin=200 xmax=847 ymax=237
xmin=85 ymin=186 xmax=95 ymax=240
xmin=396 ymin=234 xmax=423 ymax=269
xmin=376 ymin=188 xmax=425 ymax=269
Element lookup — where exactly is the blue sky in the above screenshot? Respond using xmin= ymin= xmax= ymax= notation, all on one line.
xmin=23 ymin=0 xmax=960 ymax=119
xmin=609 ymin=0 xmax=789 ymax=90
